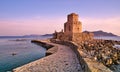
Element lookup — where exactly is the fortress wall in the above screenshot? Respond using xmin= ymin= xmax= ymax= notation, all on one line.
xmin=53 ymin=32 xmax=94 ymax=42
xmin=72 ymin=33 xmax=94 ymax=42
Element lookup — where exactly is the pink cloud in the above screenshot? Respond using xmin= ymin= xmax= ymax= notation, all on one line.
xmin=0 ymin=17 xmax=65 ymax=35
xmin=81 ymin=16 xmax=120 ymax=36
xmin=0 ymin=16 xmax=120 ymax=36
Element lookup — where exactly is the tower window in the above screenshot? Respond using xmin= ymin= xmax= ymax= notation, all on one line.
xmin=69 ymin=25 xmax=71 ymax=31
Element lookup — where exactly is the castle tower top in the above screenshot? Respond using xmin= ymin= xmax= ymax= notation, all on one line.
xmin=67 ymin=13 xmax=79 ymax=22
xmin=64 ymin=13 xmax=82 ymax=37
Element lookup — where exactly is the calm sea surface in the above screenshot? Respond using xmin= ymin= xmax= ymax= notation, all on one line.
xmin=0 ymin=36 xmax=51 ymax=72
xmin=0 ymin=36 xmax=119 ymax=72
xmin=94 ymin=36 xmax=120 ymax=41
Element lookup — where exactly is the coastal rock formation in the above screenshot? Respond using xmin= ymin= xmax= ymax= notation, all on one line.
xmin=76 ymin=39 xmax=120 ymax=71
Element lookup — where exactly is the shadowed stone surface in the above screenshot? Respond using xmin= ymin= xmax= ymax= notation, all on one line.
xmin=13 ymin=41 xmax=83 ymax=72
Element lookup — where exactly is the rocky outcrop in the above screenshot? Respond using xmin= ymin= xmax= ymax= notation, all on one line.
xmin=76 ymin=39 xmax=120 ymax=72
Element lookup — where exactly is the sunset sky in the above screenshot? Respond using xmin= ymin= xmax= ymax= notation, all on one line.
xmin=0 ymin=0 xmax=120 ymax=36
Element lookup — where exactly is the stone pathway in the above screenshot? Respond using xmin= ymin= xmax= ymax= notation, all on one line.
xmin=13 ymin=42 xmax=83 ymax=72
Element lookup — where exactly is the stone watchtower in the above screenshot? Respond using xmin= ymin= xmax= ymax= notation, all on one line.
xmin=53 ymin=13 xmax=93 ymax=41
xmin=64 ymin=13 xmax=82 ymax=40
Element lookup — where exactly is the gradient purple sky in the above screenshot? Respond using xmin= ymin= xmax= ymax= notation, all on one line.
xmin=0 ymin=0 xmax=120 ymax=36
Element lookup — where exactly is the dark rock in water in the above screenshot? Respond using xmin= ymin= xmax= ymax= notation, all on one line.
xmin=109 ymin=65 xmax=120 ymax=71
xmin=113 ymin=45 xmax=120 ymax=49
xmin=10 ymin=39 xmax=27 ymax=41
xmin=12 ymin=52 xmax=17 ymax=56
xmin=15 ymin=39 xmax=27 ymax=41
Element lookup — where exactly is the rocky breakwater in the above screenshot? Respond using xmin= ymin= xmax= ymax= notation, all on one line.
xmin=13 ymin=40 xmax=83 ymax=72
xmin=76 ymin=39 xmax=120 ymax=72
xmin=51 ymin=39 xmax=112 ymax=72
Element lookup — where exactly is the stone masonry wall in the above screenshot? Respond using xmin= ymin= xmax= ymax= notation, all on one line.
xmin=53 ymin=32 xmax=94 ymax=42
xmin=72 ymin=33 xmax=94 ymax=42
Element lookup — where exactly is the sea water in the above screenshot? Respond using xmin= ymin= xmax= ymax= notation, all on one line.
xmin=94 ymin=36 xmax=120 ymax=41
xmin=0 ymin=36 xmax=119 ymax=72
xmin=0 ymin=36 xmax=51 ymax=72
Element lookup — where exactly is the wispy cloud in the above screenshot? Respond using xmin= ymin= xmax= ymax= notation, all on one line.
xmin=81 ymin=16 xmax=120 ymax=36
xmin=0 ymin=17 xmax=65 ymax=35
xmin=0 ymin=16 xmax=120 ymax=36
